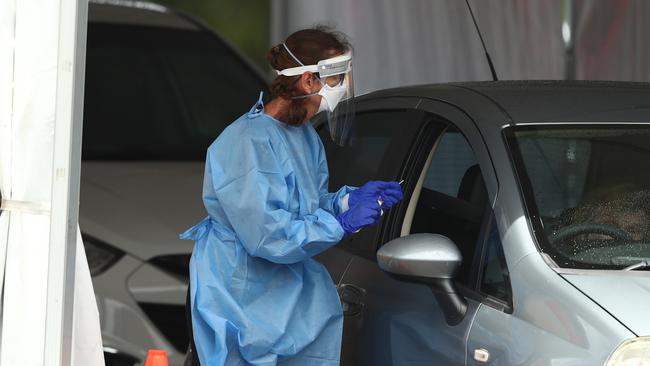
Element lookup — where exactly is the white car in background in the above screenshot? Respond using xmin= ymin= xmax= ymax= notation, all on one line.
xmin=81 ymin=1 xmax=268 ymax=365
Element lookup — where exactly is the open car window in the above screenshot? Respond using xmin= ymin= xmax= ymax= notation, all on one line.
xmin=318 ymin=109 xmax=425 ymax=190
xmin=317 ymin=108 xmax=426 ymax=256
xmin=506 ymin=125 xmax=650 ymax=270
xmin=410 ymin=127 xmax=490 ymax=286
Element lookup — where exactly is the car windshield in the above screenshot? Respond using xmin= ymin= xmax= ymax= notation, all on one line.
xmin=83 ymin=23 xmax=266 ymax=160
xmin=507 ymin=125 xmax=650 ymax=270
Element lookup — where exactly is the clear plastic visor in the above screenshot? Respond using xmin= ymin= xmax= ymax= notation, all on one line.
xmin=324 ymin=69 xmax=355 ymax=147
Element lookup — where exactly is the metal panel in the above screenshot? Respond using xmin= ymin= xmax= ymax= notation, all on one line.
xmin=561 ymin=272 xmax=650 ymax=336
xmin=467 ymin=253 xmax=631 ymax=365
xmin=44 ymin=0 xmax=89 ymax=364
xmin=338 ymin=252 xmax=480 ymax=366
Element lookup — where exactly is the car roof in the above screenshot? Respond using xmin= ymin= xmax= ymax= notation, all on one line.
xmin=364 ymin=80 xmax=650 ymax=124
xmin=88 ymin=0 xmax=200 ymax=30
xmin=87 ymin=0 xmax=269 ymax=86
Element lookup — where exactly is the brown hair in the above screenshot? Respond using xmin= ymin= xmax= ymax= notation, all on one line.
xmin=266 ymin=26 xmax=350 ymax=126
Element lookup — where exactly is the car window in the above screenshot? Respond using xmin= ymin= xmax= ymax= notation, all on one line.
xmin=410 ymin=126 xmax=489 ymax=287
xmin=83 ymin=23 xmax=267 ymax=160
xmin=423 ymin=131 xmax=480 ymax=196
xmin=318 ymin=109 xmax=425 ymax=189
xmin=507 ymin=125 xmax=650 ymax=270
xmin=480 ymin=216 xmax=512 ymax=305
xmin=318 ymin=109 xmax=426 ymax=256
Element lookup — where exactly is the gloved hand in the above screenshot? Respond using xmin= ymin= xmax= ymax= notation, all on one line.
xmin=377 ymin=181 xmax=404 ymax=209
xmin=336 ymin=198 xmax=382 ymax=235
xmin=349 ymin=180 xmax=404 ymax=209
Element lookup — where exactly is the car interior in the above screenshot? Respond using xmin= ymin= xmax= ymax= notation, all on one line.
xmin=400 ymin=126 xmax=490 ymax=285
xmin=511 ymin=128 xmax=650 ymax=269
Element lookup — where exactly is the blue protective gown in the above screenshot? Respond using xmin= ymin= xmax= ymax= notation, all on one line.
xmin=181 ymin=95 xmax=353 ymax=366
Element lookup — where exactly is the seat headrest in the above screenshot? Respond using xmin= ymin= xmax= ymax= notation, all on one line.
xmin=457 ymin=164 xmax=488 ymax=208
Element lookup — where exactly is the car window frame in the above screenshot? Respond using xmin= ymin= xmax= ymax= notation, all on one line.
xmin=379 ymin=115 xmax=448 ymax=245
xmin=468 ymin=210 xmax=514 ymax=313
xmin=404 ymin=100 xmax=511 ymax=311
xmin=416 ymin=124 xmax=507 ymax=306
xmin=417 ymin=99 xmax=499 ymax=202
xmin=403 ymin=123 xmax=487 ymax=284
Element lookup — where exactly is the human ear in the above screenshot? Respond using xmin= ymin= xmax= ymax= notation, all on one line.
xmin=297 ymin=72 xmax=314 ymax=94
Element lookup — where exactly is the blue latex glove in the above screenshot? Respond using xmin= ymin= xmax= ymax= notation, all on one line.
xmin=377 ymin=181 xmax=404 ymax=209
xmin=349 ymin=181 xmax=404 ymax=209
xmin=348 ymin=181 xmax=384 ymax=208
xmin=336 ymin=198 xmax=382 ymax=235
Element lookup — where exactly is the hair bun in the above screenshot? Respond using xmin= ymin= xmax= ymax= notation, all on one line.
xmin=267 ymin=44 xmax=283 ymax=69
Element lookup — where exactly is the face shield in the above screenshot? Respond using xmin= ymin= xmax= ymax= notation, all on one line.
xmin=276 ymin=44 xmax=355 ymax=146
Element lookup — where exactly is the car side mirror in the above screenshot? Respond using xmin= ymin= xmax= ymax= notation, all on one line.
xmin=377 ymin=233 xmax=468 ymax=325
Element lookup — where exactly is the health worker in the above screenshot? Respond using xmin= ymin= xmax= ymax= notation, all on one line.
xmin=180 ymin=27 xmax=403 ymax=366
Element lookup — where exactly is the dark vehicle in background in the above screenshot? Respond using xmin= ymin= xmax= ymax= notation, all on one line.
xmin=314 ymin=81 xmax=650 ymax=365
xmin=81 ymin=1 xmax=267 ymax=365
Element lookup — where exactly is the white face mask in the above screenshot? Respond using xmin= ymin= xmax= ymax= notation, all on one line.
xmin=317 ymin=80 xmax=348 ymax=113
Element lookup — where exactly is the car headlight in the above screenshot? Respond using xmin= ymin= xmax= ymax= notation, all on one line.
xmin=81 ymin=234 xmax=124 ymax=277
xmin=606 ymin=337 xmax=650 ymax=366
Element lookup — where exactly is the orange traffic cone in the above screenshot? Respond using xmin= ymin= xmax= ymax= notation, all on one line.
xmin=144 ymin=349 xmax=169 ymax=366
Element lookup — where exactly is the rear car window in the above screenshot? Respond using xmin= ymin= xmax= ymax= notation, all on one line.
xmin=83 ymin=23 xmax=267 ymax=160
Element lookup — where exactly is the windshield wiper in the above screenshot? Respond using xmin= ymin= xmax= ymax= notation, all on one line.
xmin=623 ymin=260 xmax=650 ymax=271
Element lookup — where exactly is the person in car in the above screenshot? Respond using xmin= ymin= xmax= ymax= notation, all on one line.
xmin=180 ymin=27 xmax=403 ymax=365
xmin=561 ymin=185 xmax=650 ymax=242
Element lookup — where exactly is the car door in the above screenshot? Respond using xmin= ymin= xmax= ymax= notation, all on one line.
xmin=314 ymin=97 xmax=434 ymax=362
xmin=324 ymin=99 xmax=500 ymax=365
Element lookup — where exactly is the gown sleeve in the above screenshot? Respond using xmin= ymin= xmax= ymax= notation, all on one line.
xmin=209 ymin=132 xmax=344 ymax=264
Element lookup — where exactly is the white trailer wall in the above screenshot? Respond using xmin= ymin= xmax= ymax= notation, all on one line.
xmin=0 ymin=0 xmax=103 ymax=364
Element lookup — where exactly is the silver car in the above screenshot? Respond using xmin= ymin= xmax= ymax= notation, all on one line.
xmin=81 ymin=1 xmax=267 ymax=365
xmin=310 ymin=81 xmax=650 ymax=365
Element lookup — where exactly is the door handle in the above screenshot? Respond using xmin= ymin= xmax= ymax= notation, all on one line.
xmin=473 ymin=348 xmax=490 ymax=363
xmin=337 ymin=283 xmax=366 ymax=316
